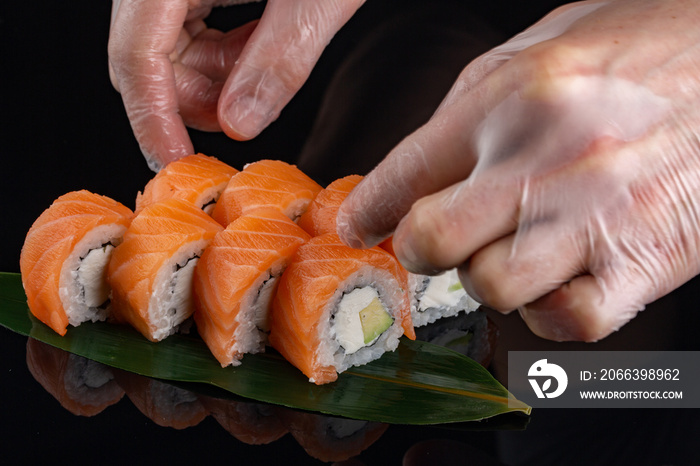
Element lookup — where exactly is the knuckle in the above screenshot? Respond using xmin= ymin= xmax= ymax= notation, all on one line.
xmin=521 ymin=278 xmax=636 ymax=342
xmin=515 ymin=41 xmax=587 ymax=99
xmin=407 ymin=197 xmax=459 ymax=269
xmin=560 ymin=306 xmax=618 ymax=343
xmin=568 ymin=295 xmax=638 ymax=342
xmin=107 ymin=37 xmax=136 ymax=78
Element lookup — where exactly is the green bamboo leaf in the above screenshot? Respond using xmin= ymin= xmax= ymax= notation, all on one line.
xmin=0 ymin=272 xmax=530 ymax=424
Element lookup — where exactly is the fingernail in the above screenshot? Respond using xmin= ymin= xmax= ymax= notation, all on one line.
xmin=144 ymin=155 xmax=163 ymax=173
xmin=337 ymin=209 xmax=392 ymax=249
xmin=393 ymin=217 xmax=434 ymax=274
xmin=221 ymin=93 xmax=276 ymax=140
xmin=338 ymin=226 xmax=365 ymax=249
xmin=336 ymin=209 xmax=365 ymax=249
xmin=462 ymin=279 xmax=484 ymax=306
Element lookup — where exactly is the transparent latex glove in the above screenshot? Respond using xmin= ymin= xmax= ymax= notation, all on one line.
xmin=337 ymin=0 xmax=700 ymax=342
xmin=109 ymin=0 xmax=364 ymax=171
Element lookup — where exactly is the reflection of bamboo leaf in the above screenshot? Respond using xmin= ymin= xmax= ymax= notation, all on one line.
xmin=0 ymin=272 xmax=530 ymax=425
xmin=542 ymin=378 xmax=552 ymax=393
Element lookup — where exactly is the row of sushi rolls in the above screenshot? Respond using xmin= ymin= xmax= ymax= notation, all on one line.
xmin=20 ymin=154 xmax=483 ymax=385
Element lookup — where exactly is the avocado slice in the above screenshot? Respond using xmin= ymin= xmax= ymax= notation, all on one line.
xmin=359 ymin=297 xmax=394 ymax=345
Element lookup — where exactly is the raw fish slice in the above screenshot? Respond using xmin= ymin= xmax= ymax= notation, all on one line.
xmin=269 ymin=233 xmax=414 ymax=385
xmin=194 ymin=207 xmax=310 ymax=367
xmin=113 ymin=370 xmax=208 ymax=430
xmin=26 ymin=338 xmax=125 ymax=417
xmin=135 ymin=153 xmax=238 ymax=215
xmin=297 ymin=174 xmax=363 ymax=236
xmin=108 ymin=198 xmax=222 ymax=342
xmin=211 ymin=159 xmax=322 ymax=227
xmin=20 ymin=190 xmax=134 ymax=335
xmin=200 ymin=396 xmax=288 ymax=445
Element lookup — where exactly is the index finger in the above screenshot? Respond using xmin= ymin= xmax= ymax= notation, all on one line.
xmin=335 ymin=52 xmax=514 ymax=250
xmin=217 ymin=0 xmax=366 ymax=140
xmin=109 ymin=0 xmax=193 ymax=171
xmin=335 ymin=116 xmax=480 ymax=249
xmin=335 ymin=0 xmax=611 ymax=248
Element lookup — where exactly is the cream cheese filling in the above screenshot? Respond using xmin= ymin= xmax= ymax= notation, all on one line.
xmin=77 ymin=245 xmax=115 ymax=308
xmin=417 ymin=269 xmax=465 ymax=312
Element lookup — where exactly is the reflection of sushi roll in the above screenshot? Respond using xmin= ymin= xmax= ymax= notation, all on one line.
xmin=297 ymin=174 xmax=363 ymax=237
xmin=408 ymin=269 xmax=480 ymax=327
xmin=114 ymin=370 xmax=208 ymax=430
xmin=200 ymin=396 xmax=288 ymax=445
xmin=108 ymin=198 xmax=222 ymax=341
xmin=193 ymin=208 xmax=310 ymax=367
xmin=26 ymin=338 xmax=125 ymax=416
xmin=135 ymin=153 xmax=238 ymax=216
xmin=269 ymin=233 xmax=414 ymax=385
xmin=211 ymin=159 xmax=322 ymax=227
xmin=20 ymin=190 xmax=134 ymax=335
xmin=279 ymin=409 xmax=388 ymax=463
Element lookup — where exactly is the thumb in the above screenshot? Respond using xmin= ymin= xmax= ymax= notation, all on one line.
xmin=217 ymin=0 xmax=365 ymax=140
xmin=518 ymin=274 xmax=644 ymax=342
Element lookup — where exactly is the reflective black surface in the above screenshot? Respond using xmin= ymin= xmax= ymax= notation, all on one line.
xmin=3 ymin=295 xmax=699 ymax=465
xmin=3 ymin=1 xmax=700 ymax=464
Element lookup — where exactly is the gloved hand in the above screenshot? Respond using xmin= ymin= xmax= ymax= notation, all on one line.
xmin=109 ymin=0 xmax=365 ymax=171
xmin=337 ymin=0 xmax=700 ymax=342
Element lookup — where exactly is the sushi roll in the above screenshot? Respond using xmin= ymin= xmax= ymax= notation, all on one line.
xmin=269 ymin=233 xmax=414 ymax=385
xmin=193 ymin=207 xmax=310 ymax=367
xmin=211 ymin=159 xmax=322 ymax=227
xmin=380 ymin=238 xmax=479 ymax=327
xmin=20 ymin=190 xmax=134 ymax=335
xmin=297 ymin=174 xmax=363 ymax=237
xmin=26 ymin=338 xmax=125 ymax=417
xmin=107 ymin=198 xmax=222 ymax=342
xmin=408 ymin=269 xmax=480 ymax=327
xmin=135 ymin=153 xmax=239 ymax=216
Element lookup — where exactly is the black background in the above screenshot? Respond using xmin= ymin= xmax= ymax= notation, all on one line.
xmin=2 ymin=1 xmax=699 ymax=464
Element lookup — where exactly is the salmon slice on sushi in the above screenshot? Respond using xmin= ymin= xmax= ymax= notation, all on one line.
xmin=297 ymin=174 xmax=363 ymax=237
xmin=19 ymin=190 xmax=134 ymax=335
xmin=211 ymin=159 xmax=322 ymax=227
xmin=194 ymin=207 xmax=310 ymax=367
xmin=107 ymin=198 xmax=222 ymax=342
xmin=269 ymin=233 xmax=414 ymax=385
xmin=135 ymin=153 xmax=238 ymax=216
